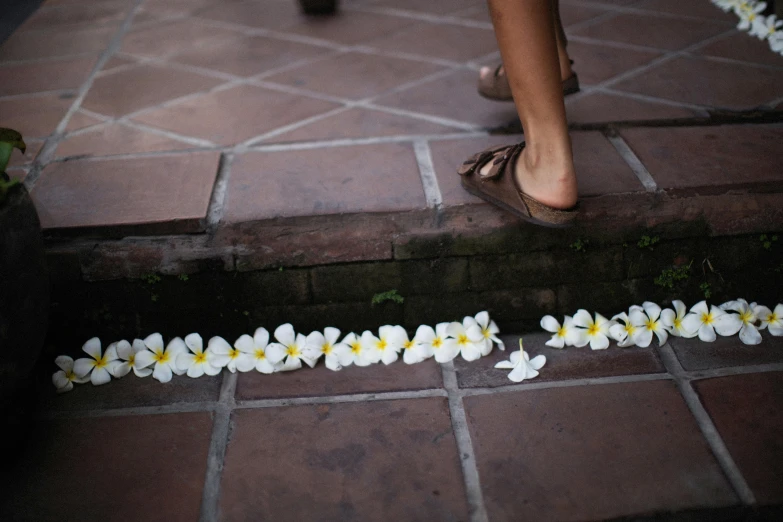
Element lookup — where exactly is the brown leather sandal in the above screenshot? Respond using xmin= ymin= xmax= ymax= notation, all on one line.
xmin=458 ymin=142 xmax=578 ymax=228
xmin=478 ymin=62 xmax=580 ymax=102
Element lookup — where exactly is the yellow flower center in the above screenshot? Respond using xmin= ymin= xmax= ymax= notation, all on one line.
xmin=432 ymin=337 xmax=442 ymax=349
xmin=768 ymin=313 xmax=778 ymax=323
xmin=377 ymin=339 xmax=387 ymax=351
xmin=625 ymin=323 xmax=636 ymax=335
xmin=403 ymin=340 xmax=414 ymax=350
xmin=195 ymin=352 xmax=207 ymax=364
xmin=94 ymin=354 xmax=108 ymax=369
xmin=587 ymin=324 xmax=599 ymax=336
xmin=674 ymin=318 xmax=682 ymax=330
xmin=66 ymin=370 xmax=77 ymax=381
xmin=128 ymin=354 xmax=136 ymax=366
xmin=482 ymin=327 xmax=491 ymax=339
xmin=740 ymin=310 xmax=753 ymax=325
xmin=286 ymin=346 xmax=300 ymax=357
xmin=229 ymin=348 xmax=239 ymax=360
xmin=350 ymin=342 xmax=361 ymax=354
xmin=255 ymin=348 xmax=266 ymax=360
xmin=702 ymin=312 xmax=714 ymax=325
xmin=645 ymin=318 xmax=656 ymax=331
xmin=154 ymin=351 xmax=169 ymax=364
xmin=458 ymin=333 xmax=468 ymax=345
xmin=322 ymin=343 xmax=333 ymax=355
xmin=557 ymin=326 xmax=566 ymax=337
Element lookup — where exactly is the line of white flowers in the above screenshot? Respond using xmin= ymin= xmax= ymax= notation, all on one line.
xmin=52 ymin=311 xmax=505 ymax=393
xmin=713 ymin=1 xmax=783 ymax=55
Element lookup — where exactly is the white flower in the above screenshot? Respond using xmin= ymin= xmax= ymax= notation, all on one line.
xmin=361 ymin=325 xmax=405 ymax=365
xmin=609 ymin=312 xmax=643 ymax=348
xmin=660 ymin=300 xmax=698 ymax=338
xmin=540 ymin=314 xmax=585 ymax=348
xmin=751 ymin=13 xmax=783 ymax=39
xmin=712 ymin=0 xmax=743 ymax=13
xmin=52 ymin=355 xmax=89 ymax=393
xmin=721 ymin=299 xmax=762 ymax=345
xmin=265 ymin=324 xmax=312 ymax=371
xmin=465 ymin=311 xmax=503 ymax=354
xmin=737 ymin=1 xmax=767 ymax=31
xmin=176 ymin=333 xmax=221 ymax=378
xmin=445 ymin=320 xmax=484 ymax=361
xmin=144 ymin=334 xmax=189 ymax=383
xmin=399 ymin=326 xmax=429 ymax=364
xmin=340 ymin=332 xmax=376 ymax=367
xmin=416 ymin=323 xmax=459 ymax=363
xmin=110 ymin=339 xmax=155 ymax=378
xmin=73 ymin=337 xmax=119 ymax=386
xmin=770 ymin=31 xmax=783 ymax=53
xmin=572 ymin=310 xmax=616 ymax=350
xmin=754 ymin=303 xmax=783 ymax=336
xmin=206 ymin=336 xmax=254 ymax=373
xmin=628 ymin=302 xmax=668 ymax=347
xmin=304 ymin=327 xmax=352 ymax=371
xmin=681 ymin=301 xmax=742 ymax=342
xmin=237 ymin=327 xmax=284 ymax=373
xmin=494 ymin=339 xmax=546 ymax=382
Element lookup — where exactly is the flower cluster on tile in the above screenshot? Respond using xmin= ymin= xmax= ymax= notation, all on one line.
xmin=541 ymin=300 xmax=783 ymax=351
xmin=713 ymin=1 xmax=783 ymax=55
xmin=52 ymin=311 xmax=504 ymax=393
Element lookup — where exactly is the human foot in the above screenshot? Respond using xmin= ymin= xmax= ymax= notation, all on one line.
xmin=478 ymin=61 xmax=579 ymax=102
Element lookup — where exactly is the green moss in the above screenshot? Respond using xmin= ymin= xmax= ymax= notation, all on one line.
xmin=654 ymin=262 xmax=692 ymax=289
xmin=637 ymin=235 xmax=660 ymax=250
xmin=371 ymin=289 xmax=404 ymax=306
xmin=569 ymin=238 xmax=588 ymax=252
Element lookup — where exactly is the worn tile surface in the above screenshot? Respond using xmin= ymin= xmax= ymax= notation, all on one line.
xmin=671 ymin=335 xmax=783 ymax=371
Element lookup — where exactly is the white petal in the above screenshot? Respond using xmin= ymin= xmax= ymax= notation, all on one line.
xmin=56 ymin=380 xmax=74 ymax=394
xmin=672 ymin=300 xmax=687 ymax=318
xmin=508 ymin=365 xmax=533 ymax=382
xmin=539 ymin=315 xmax=561 ymax=333
xmin=265 ymin=343 xmax=287 ymax=364
xmin=185 ymin=333 xmax=203 ymax=354
xmin=82 ymin=337 xmax=102 ymax=360
xmin=528 ymin=354 xmax=546 ymax=370
xmin=176 ymin=353 xmax=195 ymax=372
xmin=325 ymin=355 xmax=342 ymax=372
xmin=494 ymin=360 xmax=515 ymax=369
xmin=681 ymin=314 xmax=704 ymax=334
xmin=414 ymin=325 xmax=436 ymax=343
xmin=460 ymin=343 xmax=481 ymax=362
xmin=381 ymin=350 xmax=398 ymax=365
xmin=133 ymin=366 xmax=153 ymax=378
xmin=153 ymin=362 xmax=173 ymax=383
xmin=203 ymin=363 xmax=222 ymax=376
xmin=235 ymin=354 xmax=256 ymax=372
xmin=324 ymin=327 xmax=341 ymax=345
xmin=166 ymin=337 xmax=188 ymax=358
xmin=635 ymin=329 xmax=653 ymax=348
xmin=690 ymin=300 xmax=709 ymax=316
xmin=590 ymin=334 xmax=610 ymax=351
xmin=52 ymin=371 xmax=69 ymax=389
xmin=660 ymin=308 xmax=676 ymax=328
xmin=698 ymin=324 xmax=717 ymax=343
xmin=73 ymin=358 xmax=95 ymax=378
xmin=435 ymin=322 xmax=450 ymax=338
xmin=187 ymin=363 xmax=205 ymax=379
xmin=739 ymin=325 xmax=762 ymax=345
xmin=545 ymin=336 xmax=565 ymax=349
xmin=475 ymin=311 xmax=490 ymax=328
xmin=115 ymin=340 xmax=133 ymax=361
xmin=642 ymin=301 xmax=662 ymax=321
xmin=280 ymin=357 xmax=302 ymax=372
xmin=234 ymin=334 xmax=255 ymax=354
xmin=111 ymin=362 xmax=132 ymax=378
xmin=134 ymin=350 xmax=156 ymax=369
xmin=208 ymin=336 xmax=233 ymax=355
xmin=653 ymin=326 xmax=668 ymax=346
xmin=91 ymin=367 xmax=111 ymax=386
xmin=55 ymin=355 xmax=74 ymax=373
xmin=144 ymin=333 xmax=164 ymax=354
xmin=572 ymin=309 xmax=593 ymax=328
xmin=254 ymin=327 xmax=270 ymax=348
xmin=207 ymin=352 xmax=231 ymax=368
xmin=274 ymin=323 xmax=296 ymax=346
xmin=714 ymin=314 xmax=742 ymax=336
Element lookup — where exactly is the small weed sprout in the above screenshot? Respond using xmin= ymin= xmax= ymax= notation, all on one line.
xmin=637 ymin=235 xmax=660 ymax=250
xmin=570 ymin=238 xmax=588 ymax=252
xmin=760 ymin=234 xmax=779 ymax=251
xmin=654 ymin=262 xmax=692 ymax=289
xmin=142 ymin=273 xmax=161 ymax=285
xmin=178 ymin=274 xmax=189 ymax=282
xmin=372 ymin=289 xmax=404 ymax=306
xmin=699 ymin=282 xmax=712 ymax=299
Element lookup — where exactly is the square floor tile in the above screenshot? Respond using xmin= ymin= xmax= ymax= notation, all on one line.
xmin=0 ymin=55 xmax=97 ymax=96
xmin=219 ymin=399 xmax=469 ymax=521
xmin=373 ymin=0 xmax=483 ymax=15
xmin=286 ymin=11 xmax=414 ymax=45
xmin=0 ymin=92 xmax=76 ymax=139
xmin=0 ymin=413 xmax=212 ymax=521
xmin=634 ymin=0 xmax=737 ymax=22
xmin=695 ymin=372 xmax=783 ymax=504
xmin=31 ymin=151 xmax=221 ymax=233
xmin=265 ymin=51 xmax=444 ymax=100
xmin=133 ymin=84 xmax=340 ymax=145
xmin=671 ymin=335 xmax=783 ymax=371
xmin=612 ymin=56 xmax=783 ymax=110
xmin=0 ymin=26 xmax=115 ymax=62
xmin=366 ymin=22 xmax=498 ymax=62
xmin=120 ymin=17 xmax=240 ymax=58
xmin=465 ymin=380 xmax=738 ymax=520
xmin=620 ymin=125 xmax=783 ymax=194
xmin=560 ymin=3 xmax=611 ymax=27
xmin=82 ymin=64 xmax=224 ymax=118
xmin=193 ymin=0 xmax=303 ymax=30
xmin=55 ymin=123 xmax=192 ymax=158
xmin=223 ymin=143 xmax=426 ymax=221
xmin=567 ymin=40 xmax=661 ymax=85
xmin=18 ymin=2 xmax=127 ymax=31
xmin=454 ymin=333 xmax=665 ymax=388
xmin=696 ymin=31 xmax=783 ymax=68
xmin=566 ymin=91 xmax=707 ymax=124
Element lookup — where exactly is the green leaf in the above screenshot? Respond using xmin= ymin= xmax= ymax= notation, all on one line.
xmin=0 ymin=128 xmax=26 ymax=174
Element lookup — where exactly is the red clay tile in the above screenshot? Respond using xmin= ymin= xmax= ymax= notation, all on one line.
xmin=560 ymin=3 xmax=611 ymax=27
xmin=671 ymin=335 xmax=783 ymax=371
xmin=454 ymin=332 xmax=665 ymax=387
xmin=286 ymin=11 xmax=414 ymax=45
xmin=98 ymin=55 xmax=137 ymax=74
xmin=367 ymin=22 xmax=498 ymax=62
xmin=1 ymin=413 xmax=212 ymax=521
xmin=81 ymin=64 xmax=224 ymax=118
xmin=571 ymin=13 xmax=731 ymax=51
xmin=120 ymin=17 xmax=239 ymax=58
xmin=220 ymin=399 xmax=469 ymax=521
xmin=0 ymin=93 xmax=75 ymax=138
xmin=695 ymin=372 xmax=783 ymax=504
xmin=55 ymin=123 xmax=191 ymax=158
xmin=465 ymin=380 xmax=738 ymax=520
xmin=237 ymin=358 xmax=443 ymax=399
xmin=133 ymin=84 xmax=340 ymax=145
xmin=634 ymin=0 xmax=737 ymax=22
xmin=0 ymin=26 xmax=114 ymax=61
xmin=566 ymin=91 xmax=707 ymax=124
xmin=31 ymin=151 xmax=220 ymax=233
xmin=266 ymin=51 xmax=444 ymax=100
xmin=612 ymin=56 xmax=783 ymax=110
xmin=0 ymin=55 xmax=97 ymax=96
xmin=268 ymin=107 xmax=458 ymax=143
xmin=374 ymin=0 xmax=483 ymax=15
xmin=173 ymin=34 xmax=329 ymax=77
xmin=193 ymin=0 xmax=303 ymax=30
xmin=18 ymin=2 xmax=127 ymax=31
xmin=7 ymin=140 xmax=43 ymax=168
xmin=696 ymin=31 xmax=783 ymax=68
xmin=65 ymin=110 xmax=107 ymax=132
xmin=374 ymin=69 xmax=520 ymax=127
xmin=620 ymin=125 xmax=783 ymax=194
xmin=223 ymin=143 xmax=426 ymax=221
xmin=567 ymin=40 xmax=661 ymax=85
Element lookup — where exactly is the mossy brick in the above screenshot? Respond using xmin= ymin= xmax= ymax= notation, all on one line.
xmin=625 ymin=239 xmax=704 ymax=280
xmin=310 ymin=262 xmax=402 ymax=304
xmin=232 ymin=268 xmax=311 ymax=306
xmin=399 ymin=258 xmax=469 ymax=295
xmin=249 ymin=301 xmax=405 ymax=336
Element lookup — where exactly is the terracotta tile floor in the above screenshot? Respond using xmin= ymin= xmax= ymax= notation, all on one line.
xmin=2 ymin=1 xmax=783 ymax=519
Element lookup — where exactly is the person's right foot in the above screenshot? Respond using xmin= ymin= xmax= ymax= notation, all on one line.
xmin=478 ymin=61 xmax=578 ymax=102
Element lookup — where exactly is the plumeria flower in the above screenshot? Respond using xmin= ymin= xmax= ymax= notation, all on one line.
xmin=399 ymin=326 xmax=429 ymax=364
xmin=754 ymin=303 xmax=783 ymax=336
xmin=340 ymin=332 xmax=376 ymax=367
xmin=445 ymin=320 xmax=484 ymax=362
xmin=361 ymin=325 xmax=405 ymax=365
xmin=681 ymin=301 xmax=742 ymax=342
xmin=751 ymin=13 xmax=783 ymax=39
xmin=304 ymin=327 xmax=352 ymax=371
xmin=144 ymin=333 xmax=189 ymax=383
xmin=265 ymin=324 xmax=312 ymax=371
xmin=609 ymin=312 xmax=642 ymax=348
xmin=73 ymin=337 xmax=119 ymax=386
xmin=540 ymin=314 xmax=585 ymax=348
xmin=572 ymin=310 xmax=616 ymax=350
xmin=110 ymin=339 xmax=155 ymax=378
xmin=52 ymin=355 xmax=89 ymax=393
xmin=415 ymin=323 xmax=459 ymax=363
xmin=206 ymin=336 xmax=254 ymax=373
xmin=712 ymin=0 xmax=743 ymax=13
xmin=176 ymin=333 xmax=221 ymax=378
xmin=235 ymin=327 xmax=284 ymax=374
xmin=661 ymin=300 xmax=698 ymax=338
xmin=770 ymin=31 xmax=783 ymax=53
xmin=464 ymin=311 xmax=504 ymax=354
xmin=494 ymin=339 xmax=546 ymax=382
xmin=737 ymin=1 xmax=767 ymax=31
xmin=721 ymin=299 xmax=761 ymax=345
xmin=629 ymin=302 xmax=669 ymax=347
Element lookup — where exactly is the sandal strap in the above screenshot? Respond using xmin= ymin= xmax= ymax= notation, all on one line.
xmin=479 ymin=142 xmax=525 ymax=181
xmin=457 ymin=144 xmax=510 ymax=176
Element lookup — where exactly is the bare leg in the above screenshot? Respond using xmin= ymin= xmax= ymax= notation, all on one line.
xmin=482 ymin=0 xmax=577 ymax=209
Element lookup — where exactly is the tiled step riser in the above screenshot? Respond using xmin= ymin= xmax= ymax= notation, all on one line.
xmin=45 ymin=231 xmax=783 ymax=361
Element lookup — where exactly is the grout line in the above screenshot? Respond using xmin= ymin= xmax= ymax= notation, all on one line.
xmin=461 ymin=371 xmax=673 ymax=397
xmin=22 ymin=0 xmax=146 ymax=191
xmin=596 ymin=87 xmax=711 ymax=113
xmin=343 ymin=4 xmax=493 ymax=30
xmin=604 ymin=132 xmax=658 ymax=192
xmin=362 ymin=103 xmax=482 ymax=131
xmin=413 ymin=139 xmax=443 ymax=209
xmin=657 ymin=344 xmax=757 ymax=505
xmin=687 ymin=363 xmax=783 ymax=380
xmin=198 ymin=372 xmax=238 ymax=522
xmin=235 ymin=388 xmax=448 ymax=409
xmin=441 ymin=361 xmax=489 ymax=522
xmin=39 ymin=400 xmax=218 ymax=420
xmin=240 ymin=106 xmax=351 ymax=148
xmin=205 ymin=152 xmax=234 ymax=232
